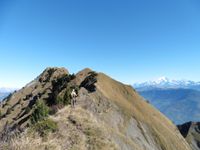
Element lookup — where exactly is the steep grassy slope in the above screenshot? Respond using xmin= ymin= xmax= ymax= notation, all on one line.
xmin=96 ymin=73 xmax=191 ymax=150
xmin=138 ymin=88 xmax=200 ymax=124
xmin=0 ymin=67 xmax=192 ymax=150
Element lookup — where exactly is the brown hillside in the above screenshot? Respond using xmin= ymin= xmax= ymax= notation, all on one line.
xmin=0 ymin=67 xmax=192 ymax=150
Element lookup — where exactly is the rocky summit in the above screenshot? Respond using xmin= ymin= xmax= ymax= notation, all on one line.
xmin=0 ymin=67 xmax=192 ymax=150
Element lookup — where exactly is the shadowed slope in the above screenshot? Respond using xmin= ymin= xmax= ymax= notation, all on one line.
xmin=178 ymin=122 xmax=200 ymax=150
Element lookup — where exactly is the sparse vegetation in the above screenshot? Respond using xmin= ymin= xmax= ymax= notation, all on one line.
xmin=88 ymin=71 xmax=98 ymax=77
xmin=49 ymin=88 xmax=72 ymax=114
xmin=55 ymin=96 xmax=64 ymax=106
xmin=31 ymin=100 xmax=49 ymax=124
xmin=25 ymin=106 xmax=31 ymax=114
xmin=29 ymin=100 xmax=58 ymax=137
xmin=6 ymin=108 xmax=11 ymax=115
xmin=32 ymin=118 xmax=58 ymax=137
xmin=54 ymin=88 xmax=71 ymax=106
xmin=63 ymin=88 xmax=72 ymax=105
xmin=47 ymin=74 xmax=76 ymax=106
xmin=80 ymin=71 xmax=98 ymax=92
xmin=43 ymin=68 xmax=56 ymax=83
xmin=52 ymin=74 xmax=76 ymax=91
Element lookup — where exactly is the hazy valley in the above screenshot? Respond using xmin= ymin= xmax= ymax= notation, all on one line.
xmin=134 ymin=78 xmax=200 ymax=125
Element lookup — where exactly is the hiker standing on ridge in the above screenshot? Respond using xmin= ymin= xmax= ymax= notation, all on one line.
xmin=71 ymin=89 xmax=77 ymax=108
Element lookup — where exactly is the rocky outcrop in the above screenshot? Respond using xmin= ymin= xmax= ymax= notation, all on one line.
xmin=178 ymin=122 xmax=200 ymax=150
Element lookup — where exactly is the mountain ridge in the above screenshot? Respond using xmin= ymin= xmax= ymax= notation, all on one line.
xmin=0 ymin=67 xmax=192 ymax=150
xmin=134 ymin=77 xmax=200 ymax=91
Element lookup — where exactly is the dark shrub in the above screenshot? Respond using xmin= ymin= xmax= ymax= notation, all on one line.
xmin=54 ymin=88 xmax=71 ymax=106
xmin=25 ymin=106 xmax=31 ymax=114
xmin=6 ymin=108 xmax=11 ymax=115
xmin=31 ymin=100 xmax=49 ymax=124
xmin=63 ymin=88 xmax=71 ymax=105
xmin=32 ymin=118 xmax=58 ymax=137
xmin=80 ymin=71 xmax=98 ymax=92
xmin=47 ymin=74 xmax=76 ymax=106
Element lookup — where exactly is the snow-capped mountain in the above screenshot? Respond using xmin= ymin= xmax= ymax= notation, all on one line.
xmin=133 ymin=77 xmax=200 ymax=91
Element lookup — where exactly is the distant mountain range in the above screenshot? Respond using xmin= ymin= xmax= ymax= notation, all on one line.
xmin=134 ymin=77 xmax=200 ymax=91
xmin=133 ymin=77 xmax=200 ymax=124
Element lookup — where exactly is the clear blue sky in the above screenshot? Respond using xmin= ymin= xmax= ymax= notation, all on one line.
xmin=0 ymin=0 xmax=200 ymax=88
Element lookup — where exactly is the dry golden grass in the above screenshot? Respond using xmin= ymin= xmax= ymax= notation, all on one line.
xmin=8 ymin=134 xmax=61 ymax=150
xmin=96 ymin=73 xmax=192 ymax=150
xmin=2 ymin=106 xmax=118 ymax=150
xmin=0 ymin=68 xmax=192 ymax=150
